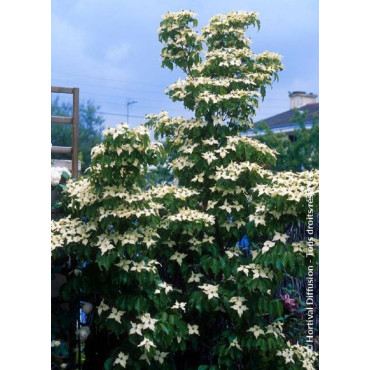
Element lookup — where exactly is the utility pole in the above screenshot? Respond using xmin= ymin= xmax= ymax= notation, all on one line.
xmin=126 ymin=100 xmax=138 ymax=124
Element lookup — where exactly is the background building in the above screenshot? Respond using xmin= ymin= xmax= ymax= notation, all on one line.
xmin=251 ymin=91 xmax=319 ymax=140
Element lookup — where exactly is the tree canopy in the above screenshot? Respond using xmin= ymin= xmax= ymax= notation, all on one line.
xmin=52 ymin=10 xmax=319 ymax=370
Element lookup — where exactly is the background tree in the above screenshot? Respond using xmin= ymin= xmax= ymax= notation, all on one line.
xmin=254 ymin=110 xmax=319 ymax=172
xmin=146 ymin=164 xmax=174 ymax=187
xmin=51 ymin=97 xmax=105 ymax=170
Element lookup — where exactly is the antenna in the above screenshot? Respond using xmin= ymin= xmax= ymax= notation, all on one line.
xmin=126 ymin=100 xmax=138 ymax=124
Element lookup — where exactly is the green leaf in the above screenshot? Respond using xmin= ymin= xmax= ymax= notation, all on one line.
xmin=104 ymin=357 xmax=114 ymax=370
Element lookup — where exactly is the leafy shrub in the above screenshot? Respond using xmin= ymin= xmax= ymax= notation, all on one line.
xmin=51 ymin=10 xmax=319 ymax=370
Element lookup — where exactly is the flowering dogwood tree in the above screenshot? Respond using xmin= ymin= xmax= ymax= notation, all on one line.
xmin=51 ymin=11 xmax=319 ymax=369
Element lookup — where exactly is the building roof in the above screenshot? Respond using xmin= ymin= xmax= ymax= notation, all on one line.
xmin=257 ymin=103 xmax=319 ymax=130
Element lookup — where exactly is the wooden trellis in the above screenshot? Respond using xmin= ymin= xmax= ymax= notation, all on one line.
xmin=51 ymin=86 xmax=79 ymax=178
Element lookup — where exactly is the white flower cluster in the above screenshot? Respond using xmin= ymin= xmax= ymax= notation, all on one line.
xmin=164 ymin=207 xmax=215 ymax=225
xmin=237 ymin=263 xmax=274 ymax=280
xmin=196 ymin=89 xmax=260 ymax=105
xmin=102 ymin=122 xmax=129 ymax=138
xmin=277 ymin=342 xmax=318 ymax=370
xmin=159 ymin=10 xmax=203 ymax=68
xmin=229 ymin=337 xmax=242 ymax=351
xmin=150 ymin=185 xmax=199 ymax=200
xmin=226 ymin=135 xmax=277 ymax=158
xmin=155 ymin=281 xmax=174 ymax=295
xmin=198 ymin=283 xmax=219 ymax=299
xmin=128 ymin=314 xmax=162 ymax=364
xmin=167 ymin=76 xmax=257 ymax=100
xmin=170 ymin=156 xmax=195 ymax=170
xmin=214 ymin=161 xmax=266 ymax=182
xmin=158 ymin=8 xmax=283 ymax=123
xmin=225 ymin=246 xmax=243 ymax=259
xmin=220 ymin=218 xmax=246 ymax=232
xmin=249 ymin=232 xmax=289 ymax=256
xmin=250 ymin=203 xmax=299 ymax=224
xmin=115 ymin=258 xmax=160 ymax=274
xmin=188 ymin=271 xmax=204 ymax=283
xmin=98 ymin=201 xmax=163 ymax=221
xmin=114 ymin=352 xmax=129 ymax=368
xmin=169 ymin=75 xmax=253 ymax=90
xmin=95 ymin=234 xmax=116 ymax=254
xmin=256 ymin=51 xmax=282 ymax=62
xmin=108 ymin=307 xmax=125 ymax=323
xmin=171 ymin=301 xmax=187 ymax=312
xmin=207 ymin=186 xmax=247 ymax=198
xmin=102 ymin=123 xmax=150 ymax=140
xmin=146 ymin=111 xmax=207 ymax=138
xmin=178 ymin=139 xmax=198 ymax=154
xmin=201 ymin=151 xmax=218 ymax=164
xmin=261 ymin=240 xmax=276 ymax=254
xmin=248 ymin=322 xmax=285 ymax=340
xmin=229 ymin=296 xmax=248 ymax=317
xmin=205 ymin=11 xmax=259 ymax=29
xmin=51 ymin=166 xmax=71 ymax=186
xmin=51 ymin=216 xmax=96 ymax=251
xmin=161 ymin=27 xmax=199 ymax=49
xmin=254 ymin=170 xmax=319 ymax=202
xmin=153 ymin=350 xmax=168 ymax=364
xmin=266 ymin=322 xmax=285 ymax=339
xmin=273 ymin=231 xmax=289 ymax=243
xmin=292 ymin=239 xmax=319 ymax=254
xmin=91 ymin=143 xmax=106 ymax=159
xmin=95 ymin=228 xmax=160 ymax=254
xmin=249 ymin=213 xmax=267 ymax=227
xmin=192 ymin=48 xmax=253 ymax=71
xmin=219 ymin=200 xmax=244 ymax=214
xmin=170 ymin=252 xmax=188 ymax=266
xmin=64 ymin=178 xmax=98 ymax=209
xmin=102 ymin=184 xmax=143 ymax=198
xmin=138 ymin=313 xmax=158 ymax=331
xmin=133 ymin=125 xmax=150 ymax=137
xmin=94 ymin=124 xmax=162 ymax=164
xmin=161 ymin=10 xmax=197 ymax=21
xmin=119 ymin=228 xmax=159 ymax=249
xmin=138 ymin=337 xmax=156 ymax=352
xmin=185 ymin=235 xmax=215 ymax=253
xmin=95 ymin=227 xmax=159 ymax=254
xmin=97 ymin=299 xmax=109 ymax=315
xmin=188 ymin=324 xmax=200 ymax=335
xmin=247 ymin=325 xmax=264 ymax=339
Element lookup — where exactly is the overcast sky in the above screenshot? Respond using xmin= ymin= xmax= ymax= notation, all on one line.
xmin=51 ymin=0 xmax=318 ymax=128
